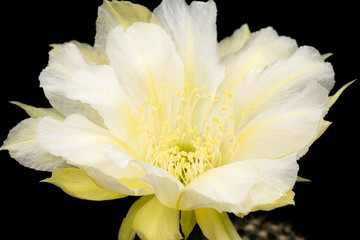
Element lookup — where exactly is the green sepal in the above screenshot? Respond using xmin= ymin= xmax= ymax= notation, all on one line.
xmin=328 ymin=80 xmax=356 ymax=108
xmin=10 ymin=101 xmax=64 ymax=120
xmin=322 ymin=53 xmax=333 ymax=60
xmin=296 ymin=176 xmax=312 ymax=182
xmin=118 ymin=195 xmax=154 ymax=240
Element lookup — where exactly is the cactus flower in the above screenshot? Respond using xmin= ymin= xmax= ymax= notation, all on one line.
xmin=1 ymin=0 xmax=352 ymax=239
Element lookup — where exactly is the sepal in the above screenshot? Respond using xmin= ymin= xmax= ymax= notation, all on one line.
xmin=42 ymin=168 xmax=126 ymax=201
xmin=195 ymin=208 xmax=242 ymax=240
xmin=132 ymin=197 xmax=182 ymax=240
xmin=180 ymin=210 xmax=197 ymax=239
xmin=118 ymin=195 xmax=154 ymax=240
xmin=10 ymin=101 xmax=64 ymax=120
xmin=328 ymin=80 xmax=356 ymax=108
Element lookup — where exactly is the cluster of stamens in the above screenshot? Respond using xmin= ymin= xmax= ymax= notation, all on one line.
xmin=139 ymin=83 xmax=239 ymax=185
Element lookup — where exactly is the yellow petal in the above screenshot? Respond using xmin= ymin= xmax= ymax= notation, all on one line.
xmin=118 ymin=195 xmax=154 ymax=240
xmin=180 ymin=210 xmax=197 ymax=240
xmin=328 ymin=80 xmax=356 ymax=108
xmin=95 ymin=0 xmax=152 ymax=50
xmin=10 ymin=101 xmax=64 ymax=120
xmin=195 ymin=208 xmax=242 ymax=240
xmin=133 ymin=197 xmax=182 ymax=240
xmin=42 ymin=168 xmax=125 ymax=201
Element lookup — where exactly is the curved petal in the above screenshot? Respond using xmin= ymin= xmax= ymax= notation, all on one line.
xmin=296 ymin=119 xmax=332 ymax=158
xmin=234 ymin=83 xmax=329 ymax=160
xmin=133 ymin=197 xmax=182 ymax=240
xmin=36 ymin=114 xmax=132 ymax=167
xmin=84 ymin=165 xmax=151 ymax=196
xmin=36 ymin=114 xmax=152 ymax=196
xmin=95 ymin=0 xmax=152 ymax=50
xmin=39 ymin=42 xmax=105 ymax=126
xmin=220 ymin=27 xmax=298 ymax=91
xmin=247 ymin=189 xmax=295 ymax=215
xmin=178 ymin=154 xmax=298 ymax=215
xmin=153 ymin=0 xmax=224 ymax=94
xmin=105 ymin=144 xmax=184 ymax=209
xmin=140 ymin=164 xmax=184 ymax=209
xmin=232 ymin=47 xmax=334 ymax=125
xmin=106 ymin=22 xmax=185 ymax=129
xmin=42 ymin=168 xmax=125 ymax=201
xmin=49 ymin=41 xmax=109 ymax=65
xmin=1 ymin=118 xmax=68 ymax=171
xmin=195 ymin=208 xmax=242 ymax=240
xmin=63 ymin=65 xmax=141 ymax=154
xmin=219 ymin=24 xmax=251 ymax=58
xmin=232 ymin=47 xmax=334 ymax=160
xmin=119 ymin=195 xmax=154 ymax=240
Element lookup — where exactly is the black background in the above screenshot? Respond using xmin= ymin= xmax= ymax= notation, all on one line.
xmin=1 ymin=0 xmax=359 ymax=239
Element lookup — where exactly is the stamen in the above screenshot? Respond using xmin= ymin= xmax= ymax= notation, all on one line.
xmin=139 ymin=83 xmax=239 ymax=185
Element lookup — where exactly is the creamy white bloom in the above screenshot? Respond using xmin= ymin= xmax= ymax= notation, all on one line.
xmin=2 ymin=0 xmax=350 ymax=239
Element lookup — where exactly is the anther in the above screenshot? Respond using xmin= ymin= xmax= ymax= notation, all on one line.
xmin=225 ymin=90 xmax=232 ymax=99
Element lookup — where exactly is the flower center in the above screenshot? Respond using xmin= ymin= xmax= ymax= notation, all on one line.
xmin=145 ymin=127 xmax=221 ymax=185
xmin=139 ymin=83 xmax=239 ymax=185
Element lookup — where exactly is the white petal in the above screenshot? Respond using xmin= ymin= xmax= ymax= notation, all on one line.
xmin=232 ymin=47 xmax=334 ymax=120
xmin=64 ymin=65 xmax=141 ymax=153
xmin=106 ymin=144 xmax=184 ymax=209
xmin=39 ymin=42 xmax=104 ymax=126
xmin=235 ymin=83 xmax=329 ymax=160
xmin=85 ymin=166 xmax=151 ymax=196
xmin=220 ymin=27 xmax=298 ymax=91
xmin=37 ymin=115 xmax=152 ymax=195
xmin=49 ymin=41 xmax=109 ymax=65
xmin=36 ymin=114 xmax=133 ymax=167
xmin=1 ymin=118 xmax=67 ymax=171
xmin=178 ymin=154 xmax=298 ymax=215
xmin=232 ymin=47 xmax=334 ymax=160
xmin=153 ymin=0 xmax=224 ymax=94
xmin=106 ymin=22 xmax=185 ymax=128
xmin=296 ymin=119 xmax=332 ymax=158
xmin=140 ymin=164 xmax=184 ymax=209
